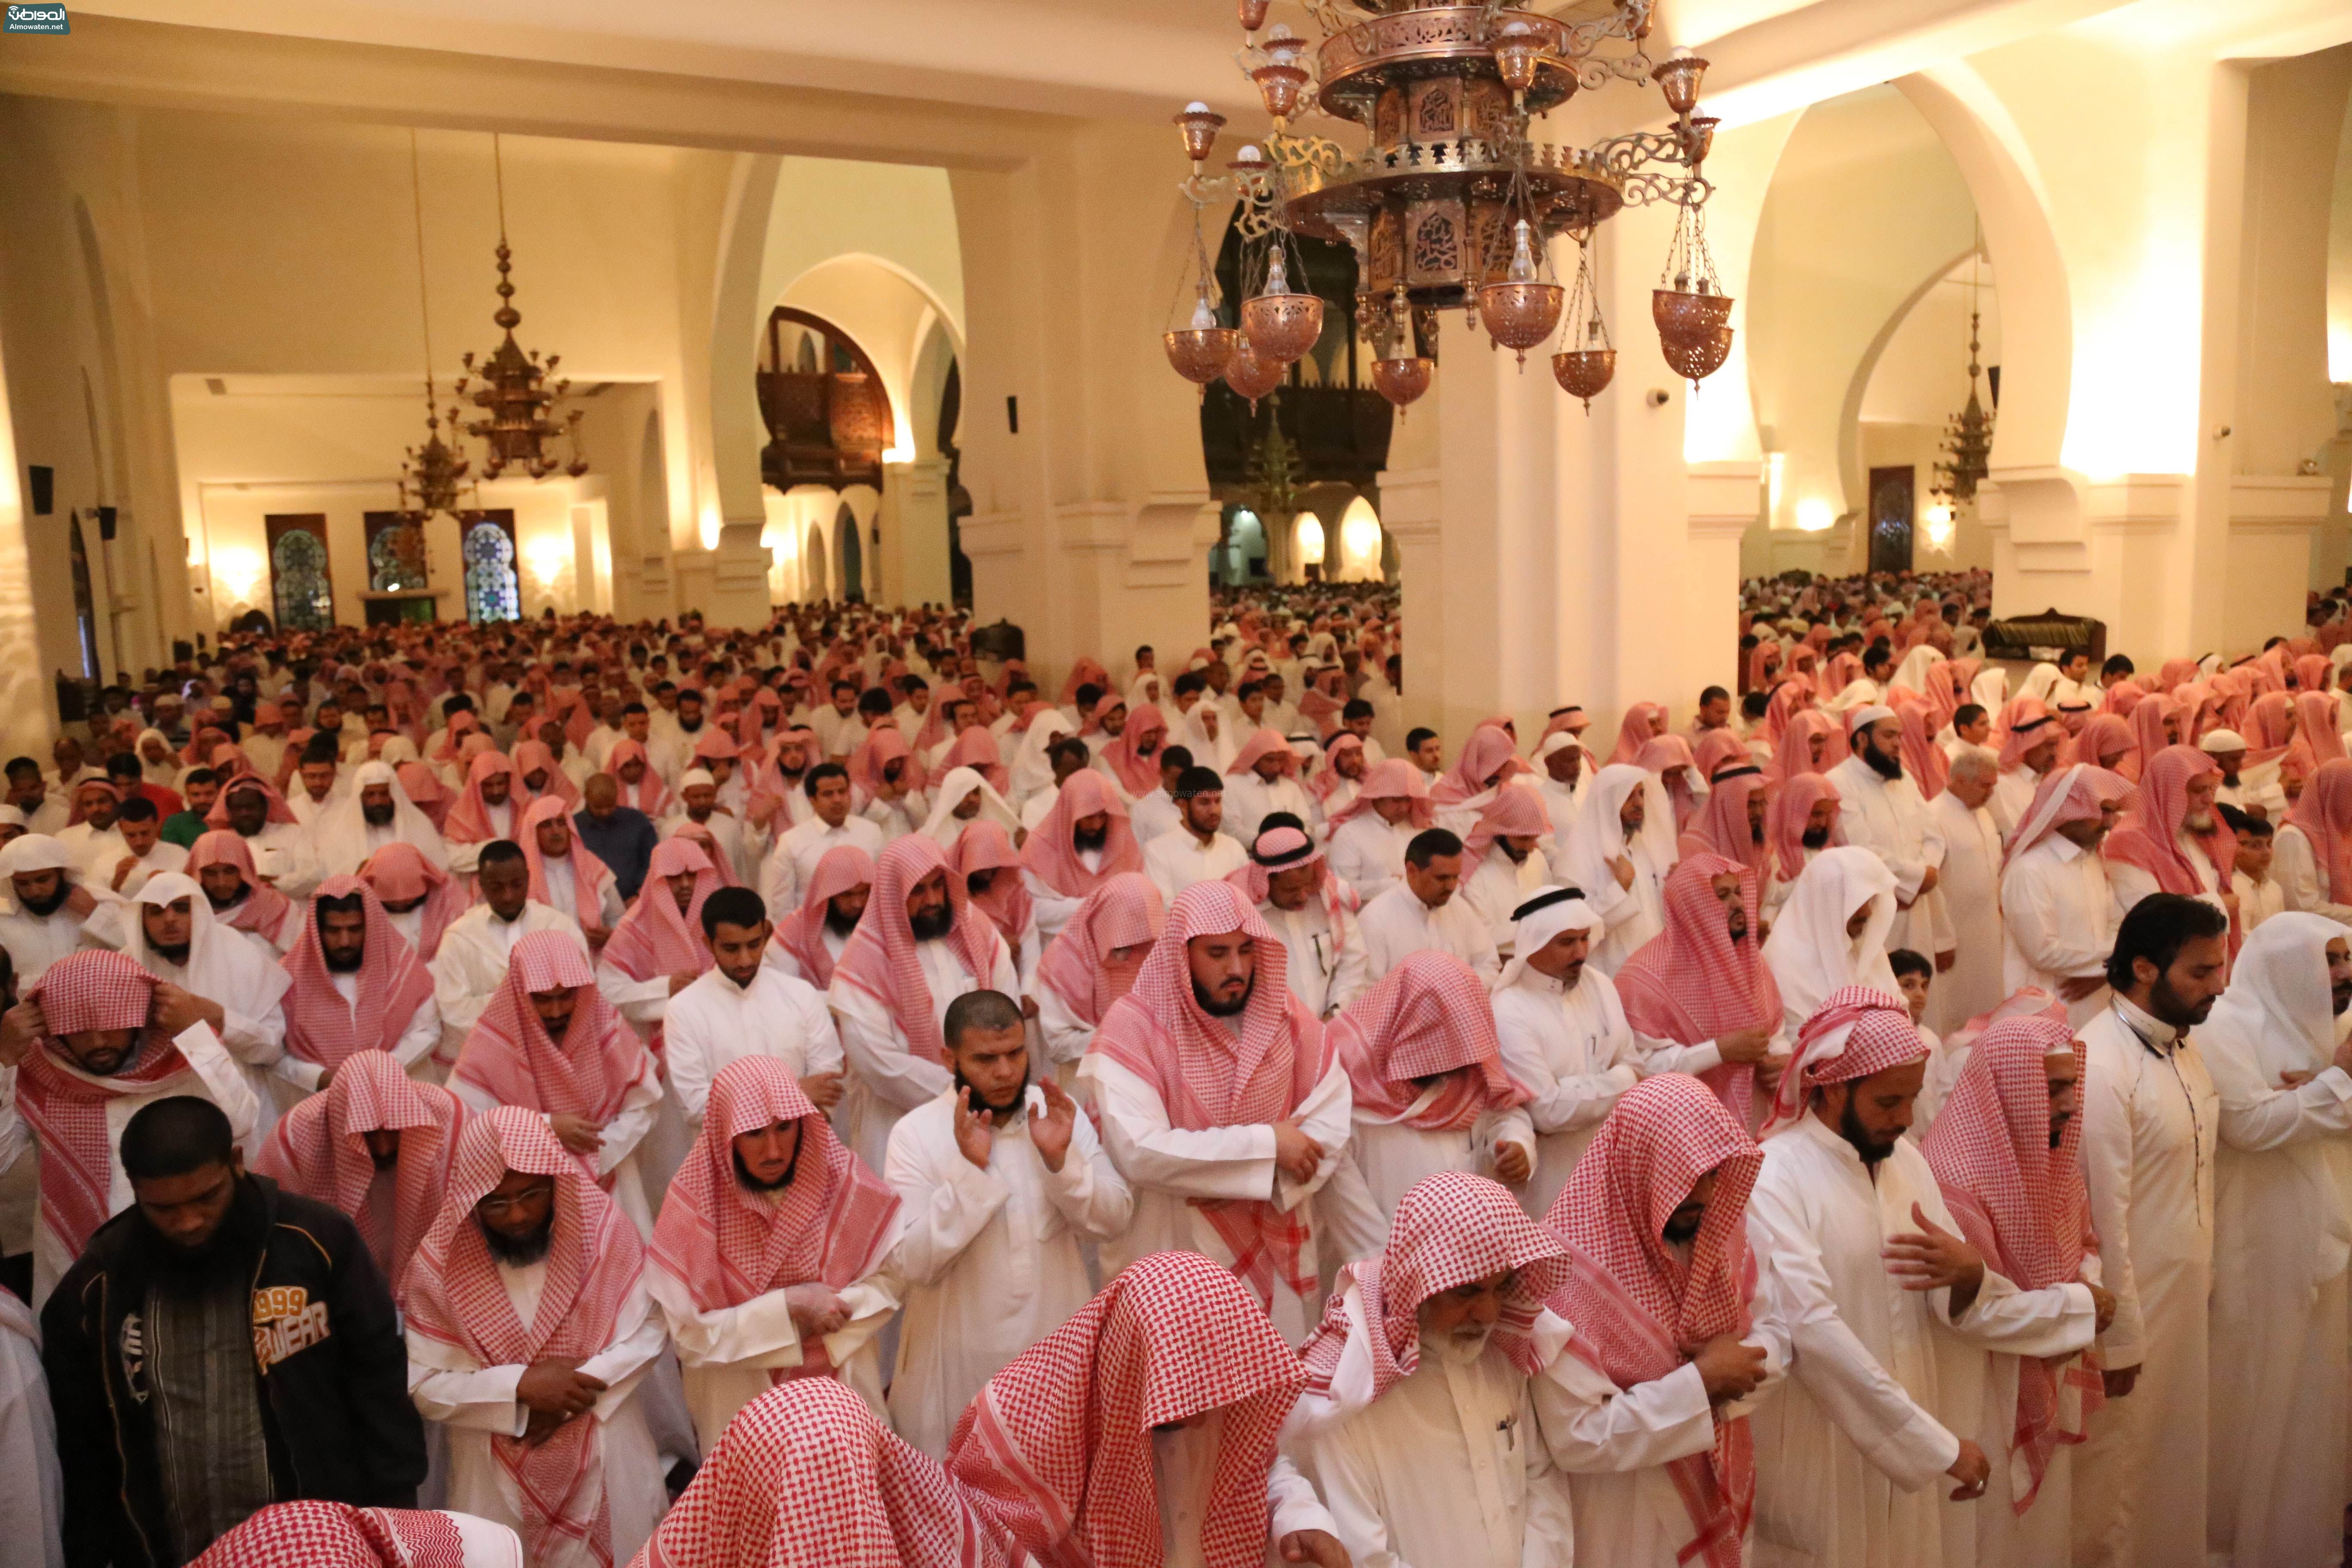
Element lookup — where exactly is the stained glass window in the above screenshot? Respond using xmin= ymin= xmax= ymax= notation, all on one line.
xmin=368 ymin=519 xmax=429 ymax=591
xmin=463 ymin=519 xmax=520 ymax=623
xmin=270 ymin=527 xmax=334 ymax=631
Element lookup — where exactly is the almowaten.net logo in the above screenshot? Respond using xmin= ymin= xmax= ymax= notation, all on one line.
xmin=4 ymin=3 xmax=69 ymax=32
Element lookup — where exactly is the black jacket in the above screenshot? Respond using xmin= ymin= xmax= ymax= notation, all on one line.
xmin=40 ymin=1173 xmax=427 ymax=1568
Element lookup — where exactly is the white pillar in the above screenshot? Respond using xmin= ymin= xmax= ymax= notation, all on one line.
xmin=879 ymin=457 xmax=953 ymax=608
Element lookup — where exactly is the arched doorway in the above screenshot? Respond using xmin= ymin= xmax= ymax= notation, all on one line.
xmin=805 ymin=523 xmax=830 ymax=599
xmin=67 ymin=512 xmax=102 ymax=677
xmin=462 ymin=513 xmax=522 ymax=623
xmin=758 ymin=309 xmax=894 ymax=491
xmin=836 ymin=502 xmax=864 ymax=601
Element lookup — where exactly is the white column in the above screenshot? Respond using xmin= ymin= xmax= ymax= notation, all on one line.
xmin=879 ymin=457 xmax=953 ymax=608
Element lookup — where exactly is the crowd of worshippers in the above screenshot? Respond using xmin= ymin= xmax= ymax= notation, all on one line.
xmin=1 ymin=594 xmax=2349 ymax=1568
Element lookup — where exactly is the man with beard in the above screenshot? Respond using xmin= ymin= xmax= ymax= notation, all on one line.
xmin=97 ymin=795 xmax=188 ymax=897
xmin=2000 ymin=764 xmax=2132 ymax=1026
xmin=828 ymin=836 xmax=1019 ymax=1171
xmin=1538 ymin=1075 xmax=1785 ymax=1568
xmin=664 ymin=766 xmax=749 ymax=886
xmin=288 ymin=733 xmax=345 ymax=828
xmin=160 ymin=766 xmax=220 ymax=849
xmin=1827 ymin=708 xmax=1948 ymax=964
xmin=1455 ymin=784 xmax=1552 ymax=958
xmin=2200 ymin=914 xmax=2352 ymax=1565
xmin=1238 ymin=822 xmax=1367 ymax=1021
xmin=2101 ymin=743 xmax=2233 ymax=916
xmin=211 ymin=772 xmax=321 ymax=899
xmin=662 ymin=885 xmax=842 ymax=1130
xmin=647 ymin=1056 xmax=903 ymax=1449
xmin=1919 ymin=1013 xmax=2113 ymax=1566
xmin=113 ymin=871 xmax=291 ymax=1127
xmin=0 ymin=950 xmax=260 ymax=1301
xmin=1764 ymin=773 xmax=1842 ymax=922
xmin=1142 ymin=765 xmax=1246 ymax=902
xmin=428 ymin=841 xmax=589 ymax=1068
xmin=1555 ymin=765 xmax=1669 ymax=975
xmin=1269 ymin=1173 xmax=1581 ymax=1568
xmin=766 ymin=842 xmax=871 ymax=989
xmin=761 ymin=762 xmax=884 ymax=915
xmin=1081 ymin=881 xmax=1349 ymax=1339
xmin=1746 ymin=986 xmax=2075 ymax=1568
xmin=1325 ymin=759 xmax=1433 ymax=905
xmin=275 ymin=879 xmax=441 ymax=1098
xmin=311 ymin=760 xmax=449 ymax=879
xmin=2070 ymin=894 xmax=2227 ymax=1568
xmin=1034 ymin=872 xmax=1164 ymax=1072
xmin=1222 ymin=729 xmax=1317 ymax=848
xmin=55 ymin=776 xmax=129 ymax=883
xmin=1018 ymin=769 xmax=1146 ymax=944
xmin=747 ymin=726 xmax=818 ymax=835
xmin=404 ymin=1107 xmax=668 ymax=1568
xmin=1991 ymin=707 xmax=2064 ymax=845
xmin=252 ymin=1047 xmax=464 ymax=1297
xmin=1490 ymin=890 xmax=1642 ymax=1218
xmin=0 ymin=833 xmax=102 ymax=984
xmin=883 ymin=989 xmax=1129 ymax=1457
xmin=41 ymin=1096 xmax=423 ymax=1568
xmin=1923 ymin=749 xmax=2005 ymax=1033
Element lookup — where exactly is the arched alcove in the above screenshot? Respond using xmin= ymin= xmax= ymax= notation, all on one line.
xmin=836 ymin=500 xmax=864 ymax=601
xmin=805 ymin=521 xmax=831 ymax=599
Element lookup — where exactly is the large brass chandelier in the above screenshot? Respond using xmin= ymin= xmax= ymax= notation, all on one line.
xmin=1164 ymin=0 xmax=1730 ymax=413
xmin=397 ymin=130 xmax=473 ymax=524
xmin=458 ymin=134 xmax=589 ymax=482
xmin=1932 ymin=239 xmax=1994 ymax=505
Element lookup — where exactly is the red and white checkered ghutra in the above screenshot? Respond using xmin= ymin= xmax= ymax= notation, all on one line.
xmin=281 ymin=876 xmax=439 ymax=1072
xmin=188 ymin=1501 xmax=468 ymax=1568
xmin=830 ymin=835 xmax=1005 ymax=1067
xmin=1326 ymin=950 xmax=1528 ymax=1131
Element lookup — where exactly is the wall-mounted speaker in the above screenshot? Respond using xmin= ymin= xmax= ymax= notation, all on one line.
xmin=27 ymin=466 xmax=51 ymax=516
xmin=96 ymin=505 xmax=117 ymax=542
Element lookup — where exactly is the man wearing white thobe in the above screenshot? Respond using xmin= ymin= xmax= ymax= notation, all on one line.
xmin=427 ymin=848 xmax=589 ymax=1063
xmin=1489 ymin=891 xmax=1641 ymax=1219
xmin=1142 ymin=771 xmax=1246 ymax=903
xmin=2188 ymin=913 xmax=2352 ymax=1568
xmin=663 ymin=769 xmax=753 ymax=887
xmin=761 ymin=767 xmax=885 ymax=918
xmin=1328 ymin=794 xmax=1418 ymax=904
xmin=1828 ymin=710 xmax=1948 ymax=965
xmin=1221 ymin=752 xmax=1317 ymax=850
xmin=1989 ymin=721 xmax=2061 ymax=845
xmin=1924 ymin=750 xmax=2005 ymax=1035
xmin=662 ymin=889 xmax=843 ymax=1130
xmin=1556 ymin=766 xmax=1671 ymax=975
xmin=884 ymin=991 xmax=1131 ymax=1457
xmin=2000 ymin=767 xmax=2125 ymax=1028
xmin=2071 ymin=894 xmax=2228 ymax=1568
xmin=1250 ymin=846 xmax=1369 ymax=1022
xmin=1357 ymin=832 xmax=1501 ymax=988
xmin=0 ymin=836 xmax=104 ymax=985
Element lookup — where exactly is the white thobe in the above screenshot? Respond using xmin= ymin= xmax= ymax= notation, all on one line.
xmin=0 ymin=903 xmax=95 ymax=986
xmin=828 ymin=932 xmax=1019 ymax=1172
xmin=1582 ymin=843 xmax=1670 ymax=976
xmin=2199 ymin=1038 xmax=2352 ymax=1566
xmin=659 ymin=966 xmax=842 ymax=1127
xmin=1989 ymin=766 xmax=2040 ymax=845
xmin=1491 ymin=968 xmax=1642 ymax=1219
xmin=1020 ymin=851 xmax=1102 ymax=946
xmin=428 ymin=902 xmax=589 ymax=1063
xmin=2233 ymin=869 xmax=2287 ymax=932
xmin=1999 ymin=836 xmax=2115 ymax=1026
xmin=2270 ymin=823 xmax=2352 ymax=922
xmin=540 ymin=856 xmax=626 ymax=934
xmin=55 ymin=823 xmax=128 ymax=886
xmin=883 ymin=1084 xmax=1133 ymax=1457
xmin=1924 ymin=793 xmax=2004 ymax=1035
xmin=2071 ymin=999 xmax=2218 ymax=1568
xmin=1826 ymin=758 xmax=1947 ymax=960
xmin=236 ymin=823 xmax=320 ymax=899
xmin=0 ymin=1296 xmax=62 ymax=1568
xmin=1348 ymin=1090 xmax=1534 ymax=1239
xmin=1269 ymin=1316 xmax=1580 ymax=1567
xmin=407 ymin=1265 xmax=668 ymax=1568
xmin=760 ymin=815 xmax=885 ymax=918
xmin=1259 ymin=900 xmax=1369 ymax=1020
xmin=1746 ymin=1115 xmax=2090 ymax=1568
xmin=1080 ymin=1047 xmax=1352 ymax=1343
xmin=1357 ymin=885 xmax=1500 ymax=989
xmin=1143 ymin=830 xmax=1247 ymax=905
xmin=272 ymin=969 xmax=441 ymax=1094
xmin=1129 ymin=787 xmax=1182 ymax=845
xmin=1459 ymin=845 xmax=1546 ymax=957
xmin=1329 ymin=814 xmax=1413 ymax=905
xmin=1221 ymin=772 xmax=1317 ymax=848
xmin=2103 ymin=829 xmax=2223 ymax=916
xmin=27 ymin=1023 xmax=258 ymax=1304
xmin=83 ymin=839 xmax=190 ymax=901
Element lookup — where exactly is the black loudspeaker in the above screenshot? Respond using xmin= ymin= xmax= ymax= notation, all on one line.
xmin=95 ymin=506 xmax=117 ymax=542
xmin=1005 ymin=396 xmax=1019 ymax=435
xmin=27 ymin=466 xmax=51 ymax=516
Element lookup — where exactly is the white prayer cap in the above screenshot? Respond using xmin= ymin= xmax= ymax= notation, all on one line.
xmin=1532 ymin=731 xmax=1583 ymax=763
xmin=1845 ymin=704 xmax=1896 ymax=733
xmin=0 ymin=834 xmax=73 ymax=874
xmin=2199 ymin=729 xmax=2248 ymax=753
xmin=680 ymin=768 xmax=717 ymax=790
xmin=0 ymin=805 xmax=26 ymax=829
xmin=135 ymin=870 xmax=202 ymax=908
xmin=353 ymin=760 xmax=398 ymax=788
xmin=1498 ymin=886 xmax=1601 ymax=989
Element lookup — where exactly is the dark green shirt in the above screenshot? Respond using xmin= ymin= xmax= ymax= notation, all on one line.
xmin=160 ymin=811 xmax=206 ymax=849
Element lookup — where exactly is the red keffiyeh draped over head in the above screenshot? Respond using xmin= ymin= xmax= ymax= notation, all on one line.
xmin=2244 ymin=690 xmax=2296 ymax=767
xmin=1225 ymin=726 xmax=1299 ymax=787
xmin=2103 ymin=744 xmax=2232 ymax=896
xmin=2286 ymin=757 xmax=2352 ymax=897
xmin=1614 ymin=855 xmax=1780 ymax=1126
xmin=831 ymin=835 xmax=1004 ymax=1068
xmin=2099 ymin=680 xmax=2144 ymax=718
xmin=1299 ymin=1172 xmax=1571 ymax=1407
xmin=953 ymin=820 xmax=1033 ymax=949
xmin=1760 ymin=985 xmax=1930 ymax=1137
xmin=601 ymin=838 xmax=720 ymax=998
xmin=1019 ymin=770 xmax=1144 ymax=899
xmin=520 ymin=796 xmax=618 ymax=915
xmin=1771 ymin=708 xmax=1841 ymax=784
xmin=2125 ymin=693 xmax=2181 ymax=780
xmin=1996 ymin=698 xmax=2056 ymax=773
xmin=2063 ymin=713 xmax=2135 ymax=776
xmin=1432 ymin=724 xmax=1531 ymax=808
xmin=188 ymin=1503 xmax=469 ymax=1568
xmin=359 ymin=841 xmax=469 ymax=961
xmin=946 ymin=1251 xmax=1307 ymax=1568
xmin=1693 ymin=728 xmax=1749 ymax=784
xmin=441 ymin=750 xmax=527 ymax=845
xmin=431 ymin=711 xmax=482 ymax=766
xmin=639 ymin=1380 xmax=1004 ymax=1568
xmin=1460 ymin=782 xmax=1553 ymax=863
xmin=280 ymin=876 xmax=439 ymax=1072
xmin=935 ymin=726 xmax=1008 ymax=796
xmin=1327 ymin=757 xmax=1434 ymax=831
xmin=1311 ymin=732 xmax=1366 ymax=805
xmin=450 ymin=931 xmax=646 ymax=1125
xmin=1680 ymin=763 xmax=1771 ymax=882
xmin=187 ymin=829 xmax=297 ymax=946
xmin=649 ymin=1058 xmax=899 ymax=1381
xmin=206 ymin=769 xmax=300 ymax=828
xmin=2004 ymin=764 xmax=2131 ymax=870
xmin=1544 ymin=1075 xmax=1763 ymax=1568
xmin=606 ymin=739 xmax=673 ymax=818
xmin=1035 ymin=871 xmax=1164 ymax=1029
xmin=1100 ymin=703 xmax=1170 ymax=797
xmin=252 ymin=1048 xmax=463 ymax=1296
xmin=2297 ymin=651 xmax=2336 ymax=694
xmin=1329 ymin=951 xmax=1527 ymax=1131
xmin=12 ymin=951 xmax=186 ymax=1260
xmin=1635 ymin=735 xmax=1703 ymax=833
xmin=848 ymin=726 xmax=927 ymax=804
xmin=1920 ymin=1014 xmax=2101 ymax=1511
xmin=1087 ymin=882 xmax=1328 ymax=1305
xmin=404 ymin=1109 xmax=643 ymax=1568
xmin=1609 ymin=702 xmax=1668 ymax=765
xmin=1057 ymin=657 xmax=1112 ymax=709
xmin=772 ymin=844 xmax=874 ymax=988
xmin=2290 ymin=690 xmax=2347 ymax=775
xmin=514 ymin=739 xmax=580 ymax=808
xmin=1895 ymin=699 xmax=1948 ymax=799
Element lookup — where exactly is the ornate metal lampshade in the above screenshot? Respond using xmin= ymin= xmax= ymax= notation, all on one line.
xmin=459 ymin=135 xmax=588 ymax=483
xmin=1165 ymin=287 xmax=1240 ymax=386
xmin=1476 ymin=220 xmax=1564 ymax=366
xmin=1241 ymin=245 xmax=1325 ymax=367
xmin=1371 ymin=355 xmax=1433 ymax=409
xmin=1223 ymin=335 xmax=1286 ymax=407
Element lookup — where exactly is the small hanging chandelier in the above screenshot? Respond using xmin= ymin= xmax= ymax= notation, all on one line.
xmin=397 ymin=130 xmax=472 ymax=522
xmin=458 ymin=133 xmax=589 ymax=482
xmin=1934 ymin=237 xmax=1995 ymax=504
